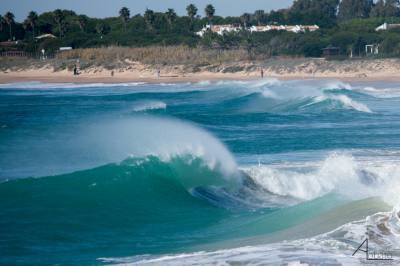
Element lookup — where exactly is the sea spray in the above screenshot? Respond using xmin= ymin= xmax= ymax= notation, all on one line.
xmin=243 ymin=152 xmax=400 ymax=205
xmin=132 ymin=100 xmax=167 ymax=112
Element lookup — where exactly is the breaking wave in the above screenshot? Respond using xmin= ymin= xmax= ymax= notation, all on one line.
xmin=243 ymin=152 xmax=400 ymax=205
xmin=205 ymin=79 xmax=375 ymax=114
xmin=2 ymin=79 xmax=399 ymax=265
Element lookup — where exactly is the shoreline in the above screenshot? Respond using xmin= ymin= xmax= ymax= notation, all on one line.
xmin=2 ymin=71 xmax=400 ymax=85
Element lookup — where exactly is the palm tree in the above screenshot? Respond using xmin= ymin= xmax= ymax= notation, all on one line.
xmin=165 ymin=8 xmax=177 ymax=27
xmin=95 ymin=23 xmax=106 ymax=39
xmin=240 ymin=13 xmax=251 ymax=28
xmin=25 ymin=11 xmax=38 ymax=39
xmin=119 ymin=7 xmax=130 ymax=31
xmin=53 ymin=9 xmax=65 ymax=38
xmin=76 ymin=15 xmax=88 ymax=32
xmin=254 ymin=10 xmax=264 ymax=26
xmin=144 ymin=9 xmax=155 ymax=30
xmin=4 ymin=12 xmax=15 ymax=41
xmin=0 ymin=15 xmax=4 ymax=33
xmin=205 ymin=4 xmax=215 ymax=25
xmin=186 ymin=4 xmax=198 ymax=19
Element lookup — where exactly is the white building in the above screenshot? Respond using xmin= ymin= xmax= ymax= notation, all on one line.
xmin=365 ymin=44 xmax=379 ymax=55
xmin=196 ymin=24 xmax=242 ymax=37
xmin=250 ymin=25 xmax=319 ymax=33
xmin=35 ymin=34 xmax=57 ymax=40
xmin=196 ymin=24 xmax=319 ymax=37
xmin=376 ymin=22 xmax=400 ymax=31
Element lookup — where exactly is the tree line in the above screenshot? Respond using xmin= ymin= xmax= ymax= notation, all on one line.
xmin=1 ymin=0 xmax=400 ymax=57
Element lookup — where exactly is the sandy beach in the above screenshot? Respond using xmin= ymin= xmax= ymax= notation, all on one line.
xmin=1 ymin=58 xmax=400 ymax=84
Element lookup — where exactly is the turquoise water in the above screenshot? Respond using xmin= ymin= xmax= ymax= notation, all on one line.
xmin=0 ymin=79 xmax=399 ymax=265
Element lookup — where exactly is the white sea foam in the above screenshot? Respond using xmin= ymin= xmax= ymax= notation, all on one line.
xmin=324 ymin=81 xmax=400 ymax=99
xmin=324 ymin=80 xmax=353 ymax=91
xmin=358 ymin=86 xmax=400 ymax=99
xmin=98 ymin=239 xmax=365 ymax=265
xmin=330 ymin=94 xmax=372 ymax=113
xmin=0 ymin=81 xmax=209 ymax=95
xmin=99 ymin=203 xmax=400 ymax=266
xmin=242 ymin=152 xmax=400 ymax=206
xmin=132 ymin=101 xmax=167 ymax=112
xmin=0 ymin=81 xmax=146 ymax=90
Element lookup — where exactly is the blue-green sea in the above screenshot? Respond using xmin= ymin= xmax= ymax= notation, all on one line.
xmin=1 ymin=79 xmax=400 ymax=265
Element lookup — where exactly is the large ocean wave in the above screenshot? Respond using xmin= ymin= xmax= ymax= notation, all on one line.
xmin=1 ymin=80 xmax=400 ymax=265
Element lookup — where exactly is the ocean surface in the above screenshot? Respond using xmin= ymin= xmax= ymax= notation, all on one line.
xmin=1 ymin=79 xmax=400 ymax=265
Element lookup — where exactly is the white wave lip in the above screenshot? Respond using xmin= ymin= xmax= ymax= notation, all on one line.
xmin=85 ymin=116 xmax=239 ymax=179
xmin=306 ymin=94 xmax=372 ymax=113
xmin=331 ymin=94 xmax=372 ymax=113
xmin=2 ymin=116 xmax=239 ymax=182
xmin=132 ymin=101 xmax=167 ymax=112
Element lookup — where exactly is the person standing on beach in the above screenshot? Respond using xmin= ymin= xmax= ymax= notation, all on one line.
xmin=260 ymin=67 xmax=264 ymax=78
xmin=157 ymin=69 xmax=161 ymax=79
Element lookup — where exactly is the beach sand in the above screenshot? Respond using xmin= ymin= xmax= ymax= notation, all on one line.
xmin=1 ymin=58 xmax=399 ymax=84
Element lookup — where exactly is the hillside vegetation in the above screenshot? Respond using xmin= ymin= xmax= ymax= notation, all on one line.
xmin=1 ymin=0 xmax=400 ymax=58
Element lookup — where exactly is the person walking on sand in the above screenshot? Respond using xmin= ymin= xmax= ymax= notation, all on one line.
xmin=157 ymin=69 xmax=161 ymax=79
xmin=73 ymin=65 xmax=77 ymax=76
xmin=260 ymin=67 xmax=264 ymax=79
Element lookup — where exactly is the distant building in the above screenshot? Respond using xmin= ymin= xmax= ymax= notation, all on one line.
xmin=376 ymin=23 xmax=400 ymax=31
xmin=250 ymin=25 xmax=319 ymax=33
xmin=322 ymin=46 xmax=340 ymax=58
xmin=0 ymin=41 xmax=27 ymax=57
xmin=35 ymin=34 xmax=57 ymax=40
xmin=59 ymin=47 xmax=73 ymax=51
xmin=196 ymin=24 xmax=241 ymax=37
xmin=365 ymin=44 xmax=379 ymax=55
xmin=0 ymin=40 xmax=20 ymax=47
xmin=196 ymin=24 xmax=319 ymax=37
